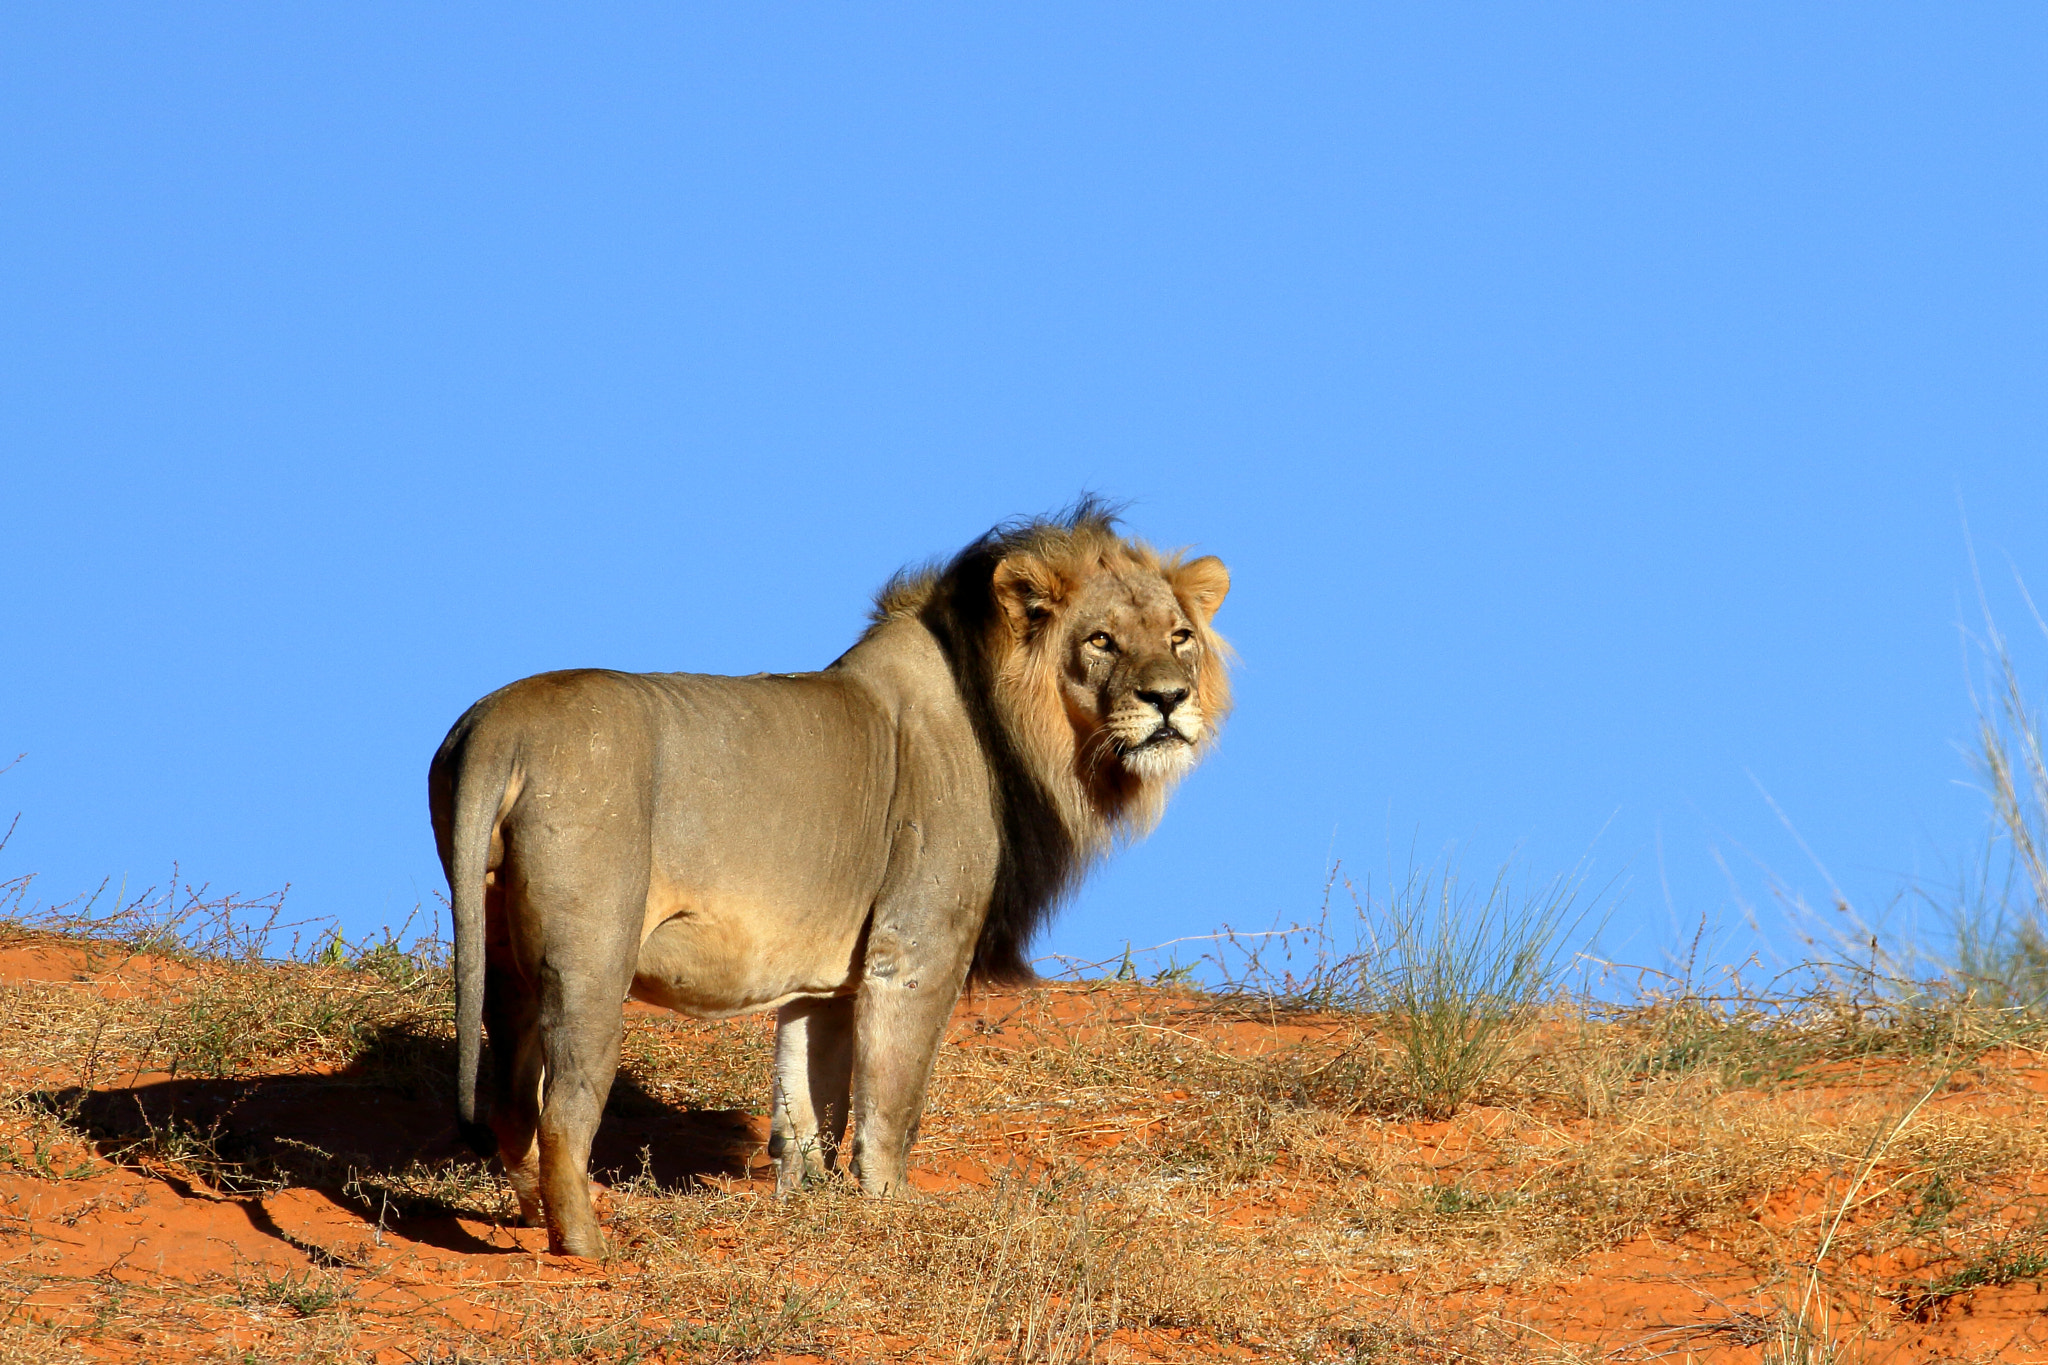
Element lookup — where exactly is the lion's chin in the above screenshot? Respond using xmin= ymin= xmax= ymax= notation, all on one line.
xmin=1118 ymin=735 xmax=1197 ymax=783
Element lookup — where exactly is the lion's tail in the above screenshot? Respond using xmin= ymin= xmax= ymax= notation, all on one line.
xmin=439 ymin=731 xmax=513 ymax=1159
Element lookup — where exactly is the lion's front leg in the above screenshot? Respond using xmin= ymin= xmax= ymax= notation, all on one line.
xmin=848 ymin=950 xmax=967 ymax=1198
xmin=770 ymin=995 xmax=854 ymax=1195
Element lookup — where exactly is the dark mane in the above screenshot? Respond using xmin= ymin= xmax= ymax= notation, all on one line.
xmin=871 ymin=496 xmax=1131 ymax=984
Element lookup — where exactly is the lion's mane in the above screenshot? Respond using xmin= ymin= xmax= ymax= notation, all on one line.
xmin=869 ymin=498 xmax=1234 ymax=983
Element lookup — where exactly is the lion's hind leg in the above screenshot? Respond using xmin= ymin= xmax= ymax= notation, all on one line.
xmin=533 ymin=955 xmax=630 ymax=1259
xmin=482 ymin=961 xmax=546 ymax=1228
xmin=770 ymin=996 xmax=854 ymax=1196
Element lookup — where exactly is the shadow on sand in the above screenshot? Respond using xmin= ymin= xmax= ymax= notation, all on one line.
xmin=31 ymin=1023 xmax=763 ymax=1257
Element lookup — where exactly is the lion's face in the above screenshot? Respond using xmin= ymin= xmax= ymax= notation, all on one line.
xmin=994 ymin=551 xmax=1231 ymax=788
xmin=1057 ymin=569 xmax=1213 ymax=781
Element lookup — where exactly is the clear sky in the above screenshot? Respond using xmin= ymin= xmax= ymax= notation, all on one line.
xmin=5 ymin=7 xmax=2046 ymax=979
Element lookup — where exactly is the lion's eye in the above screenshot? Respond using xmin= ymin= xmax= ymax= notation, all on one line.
xmin=1086 ymin=632 xmax=1116 ymax=651
xmin=1171 ymin=628 xmax=1193 ymax=646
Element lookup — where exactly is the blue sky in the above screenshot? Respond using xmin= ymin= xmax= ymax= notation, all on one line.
xmin=5 ymin=7 xmax=2045 ymax=977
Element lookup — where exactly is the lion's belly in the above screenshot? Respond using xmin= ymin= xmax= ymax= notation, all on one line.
xmin=628 ymin=895 xmax=865 ymax=1020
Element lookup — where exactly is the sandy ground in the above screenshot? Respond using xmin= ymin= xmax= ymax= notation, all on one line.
xmin=2 ymin=939 xmax=2046 ymax=1362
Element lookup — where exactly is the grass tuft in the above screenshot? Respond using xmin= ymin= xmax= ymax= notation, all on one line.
xmin=1208 ymin=858 xmax=1596 ymax=1118
xmin=1366 ymin=862 xmax=1592 ymax=1118
xmin=1952 ymin=576 xmax=2048 ymax=1009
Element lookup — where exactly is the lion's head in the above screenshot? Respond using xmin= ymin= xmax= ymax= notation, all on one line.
xmin=873 ymin=500 xmax=1232 ymax=980
xmin=986 ymin=518 xmax=1230 ymax=822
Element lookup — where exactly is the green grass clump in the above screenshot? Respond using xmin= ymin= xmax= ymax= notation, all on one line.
xmin=1369 ymin=863 xmax=1592 ymax=1117
xmin=1207 ymin=857 xmax=1598 ymax=1118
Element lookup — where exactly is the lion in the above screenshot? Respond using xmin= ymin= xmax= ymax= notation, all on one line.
xmin=428 ymin=501 xmax=1231 ymax=1257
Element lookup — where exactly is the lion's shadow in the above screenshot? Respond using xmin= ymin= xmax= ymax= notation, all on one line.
xmin=31 ymin=1024 xmax=765 ymax=1258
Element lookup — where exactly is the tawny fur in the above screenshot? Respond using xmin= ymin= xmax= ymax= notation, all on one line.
xmin=429 ymin=500 xmax=1230 ymax=1256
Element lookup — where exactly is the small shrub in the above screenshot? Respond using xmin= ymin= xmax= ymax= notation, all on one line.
xmin=1206 ymin=857 xmax=1599 ymax=1117
xmin=1369 ymin=862 xmax=1593 ymax=1116
xmin=242 ymin=1264 xmax=354 ymax=1317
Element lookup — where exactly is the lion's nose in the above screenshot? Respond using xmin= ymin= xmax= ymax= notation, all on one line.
xmin=1138 ymin=686 xmax=1189 ymax=718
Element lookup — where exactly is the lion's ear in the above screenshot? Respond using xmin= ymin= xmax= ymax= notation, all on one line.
xmin=1171 ymin=556 xmax=1230 ymax=625
xmin=992 ymin=553 xmax=1067 ymax=635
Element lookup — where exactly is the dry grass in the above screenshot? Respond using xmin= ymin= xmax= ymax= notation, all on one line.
xmin=0 ymin=834 xmax=2043 ymax=1364
xmin=0 ymin=891 xmax=2041 ymax=1362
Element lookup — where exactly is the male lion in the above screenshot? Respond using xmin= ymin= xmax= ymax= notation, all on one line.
xmin=429 ymin=502 xmax=1231 ymax=1257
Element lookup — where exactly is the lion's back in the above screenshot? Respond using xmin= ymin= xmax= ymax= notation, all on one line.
xmin=433 ymin=664 xmax=923 ymax=902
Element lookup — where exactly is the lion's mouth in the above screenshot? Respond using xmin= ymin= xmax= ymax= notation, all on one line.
xmin=1111 ymin=724 xmax=1198 ymax=780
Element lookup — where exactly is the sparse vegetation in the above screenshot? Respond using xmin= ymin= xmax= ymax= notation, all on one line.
xmin=241 ymin=1264 xmax=355 ymax=1318
xmin=1 ymin=589 xmax=2046 ymax=1360
xmin=1953 ymin=582 xmax=2048 ymax=1009
xmin=0 ymin=879 xmax=2042 ymax=1361
xmin=1361 ymin=861 xmax=1593 ymax=1118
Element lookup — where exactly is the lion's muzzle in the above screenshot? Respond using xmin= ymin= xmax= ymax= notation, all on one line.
xmin=1106 ymin=690 xmax=1204 ymax=779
